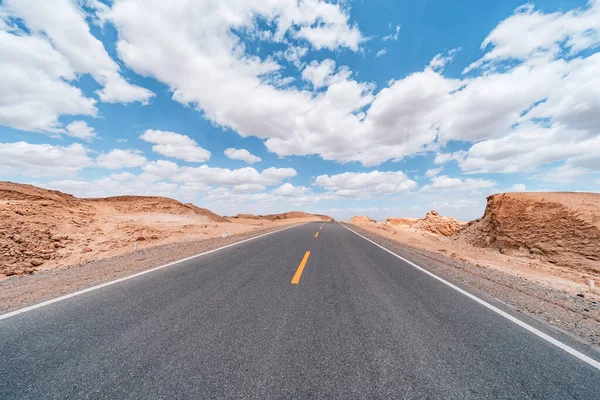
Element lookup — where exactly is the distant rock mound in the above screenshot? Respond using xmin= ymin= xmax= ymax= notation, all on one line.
xmin=456 ymin=192 xmax=600 ymax=273
xmin=383 ymin=211 xmax=464 ymax=237
xmin=231 ymin=211 xmax=333 ymax=221
xmin=413 ymin=210 xmax=465 ymax=237
xmin=349 ymin=216 xmax=377 ymax=224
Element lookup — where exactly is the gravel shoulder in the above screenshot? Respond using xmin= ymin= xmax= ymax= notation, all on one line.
xmin=345 ymin=223 xmax=600 ymax=350
xmin=0 ymin=223 xmax=303 ymax=314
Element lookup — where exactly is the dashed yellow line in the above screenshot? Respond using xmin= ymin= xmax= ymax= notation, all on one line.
xmin=291 ymin=251 xmax=311 ymax=284
xmin=314 ymin=232 xmax=319 ymax=238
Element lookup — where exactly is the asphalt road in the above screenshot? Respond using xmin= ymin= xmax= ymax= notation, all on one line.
xmin=1 ymin=222 xmax=599 ymax=399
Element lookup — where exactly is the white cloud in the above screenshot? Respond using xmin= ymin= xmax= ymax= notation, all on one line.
xmin=109 ymin=172 xmax=135 ymax=181
xmin=173 ymin=165 xmax=296 ymax=187
xmin=141 ymin=159 xmax=180 ymax=180
xmin=314 ymin=171 xmax=417 ymax=197
xmin=507 ymin=183 xmax=527 ymax=192
xmin=140 ymin=129 xmax=211 ymax=163
xmin=420 ymin=175 xmax=496 ymax=191
xmin=434 ymin=151 xmax=466 ymax=165
xmin=376 ymin=48 xmax=388 ymax=58
xmin=458 ymin=122 xmax=600 ymax=173
xmin=0 ymin=141 xmax=92 ymax=176
xmin=231 ymin=183 xmax=266 ymax=193
xmin=464 ymin=1 xmax=600 ymax=73
xmin=3 ymin=0 xmax=154 ymax=104
xmin=302 ymin=59 xmax=337 ymax=88
xmin=0 ymin=30 xmax=97 ymax=133
xmin=382 ymin=25 xmax=400 ymax=41
xmin=534 ymin=164 xmax=593 ymax=183
xmin=428 ymin=48 xmax=460 ymax=71
xmin=96 ymin=149 xmax=147 ymax=170
xmin=224 ymin=148 xmax=262 ymax=164
xmin=65 ymin=120 xmax=97 ymax=142
xmin=104 ymin=0 xmax=381 ymax=165
xmin=96 ymin=79 xmax=154 ymax=104
xmin=425 ymin=167 xmax=443 ymax=177
xmin=271 ymin=183 xmax=311 ymax=197
xmin=275 ymin=45 xmax=308 ymax=68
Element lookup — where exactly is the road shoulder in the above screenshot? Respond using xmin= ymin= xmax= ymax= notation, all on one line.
xmin=343 ymin=223 xmax=600 ymax=351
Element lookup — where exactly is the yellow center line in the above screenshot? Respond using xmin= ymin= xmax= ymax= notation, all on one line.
xmin=314 ymin=232 xmax=319 ymax=238
xmin=291 ymin=251 xmax=311 ymax=284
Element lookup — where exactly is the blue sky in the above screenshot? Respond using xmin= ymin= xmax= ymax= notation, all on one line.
xmin=1 ymin=0 xmax=599 ymax=220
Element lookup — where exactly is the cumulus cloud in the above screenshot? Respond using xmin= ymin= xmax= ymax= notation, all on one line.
xmin=314 ymin=171 xmax=417 ymax=197
xmin=420 ymin=175 xmax=496 ymax=191
xmin=99 ymin=0 xmax=600 ymax=172
xmin=464 ymin=1 xmax=600 ymax=73
xmin=3 ymin=0 xmax=153 ymax=104
xmin=0 ymin=30 xmax=97 ymax=133
xmin=231 ymin=183 xmax=266 ymax=193
xmin=302 ymin=59 xmax=337 ymax=88
xmin=534 ymin=164 xmax=593 ymax=183
xmin=141 ymin=159 xmax=180 ymax=180
xmin=224 ymin=148 xmax=262 ymax=164
xmin=425 ymin=167 xmax=443 ymax=177
xmin=0 ymin=141 xmax=93 ymax=176
xmin=271 ymin=183 xmax=311 ymax=197
xmin=65 ymin=121 xmax=98 ymax=142
xmin=109 ymin=172 xmax=135 ymax=181
xmin=173 ymin=165 xmax=296 ymax=187
xmin=140 ymin=129 xmax=211 ymax=163
xmin=96 ymin=149 xmax=147 ymax=170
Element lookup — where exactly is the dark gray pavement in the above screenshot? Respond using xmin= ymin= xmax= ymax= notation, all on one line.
xmin=1 ymin=222 xmax=599 ymax=399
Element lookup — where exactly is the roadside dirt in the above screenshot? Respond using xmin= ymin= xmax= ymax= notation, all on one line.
xmin=346 ymin=224 xmax=600 ymax=349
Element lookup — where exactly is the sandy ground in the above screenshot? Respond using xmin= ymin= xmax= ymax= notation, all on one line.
xmin=345 ymin=224 xmax=600 ymax=349
xmin=347 ymin=219 xmax=599 ymax=298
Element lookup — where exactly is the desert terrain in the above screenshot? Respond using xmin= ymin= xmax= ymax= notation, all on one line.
xmin=347 ymin=192 xmax=600 ymax=297
xmin=0 ymin=182 xmax=331 ymax=278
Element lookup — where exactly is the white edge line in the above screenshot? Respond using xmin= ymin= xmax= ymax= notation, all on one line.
xmin=339 ymin=222 xmax=600 ymax=371
xmin=0 ymin=222 xmax=310 ymax=321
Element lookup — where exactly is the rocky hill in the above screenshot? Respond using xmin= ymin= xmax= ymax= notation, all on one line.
xmin=0 ymin=182 xmax=323 ymax=277
xmin=456 ymin=192 xmax=600 ymax=273
xmin=352 ymin=211 xmax=464 ymax=237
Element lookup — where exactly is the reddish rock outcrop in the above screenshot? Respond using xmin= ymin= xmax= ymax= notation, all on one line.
xmin=456 ymin=192 xmax=600 ymax=273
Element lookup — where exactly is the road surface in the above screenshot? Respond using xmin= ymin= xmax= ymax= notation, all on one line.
xmin=1 ymin=222 xmax=599 ymax=399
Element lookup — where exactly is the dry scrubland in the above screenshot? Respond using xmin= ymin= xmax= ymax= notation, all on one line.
xmin=0 ymin=182 xmax=331 ymax=278
xmin=348 ymin=192 xmax=600 ymax=297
